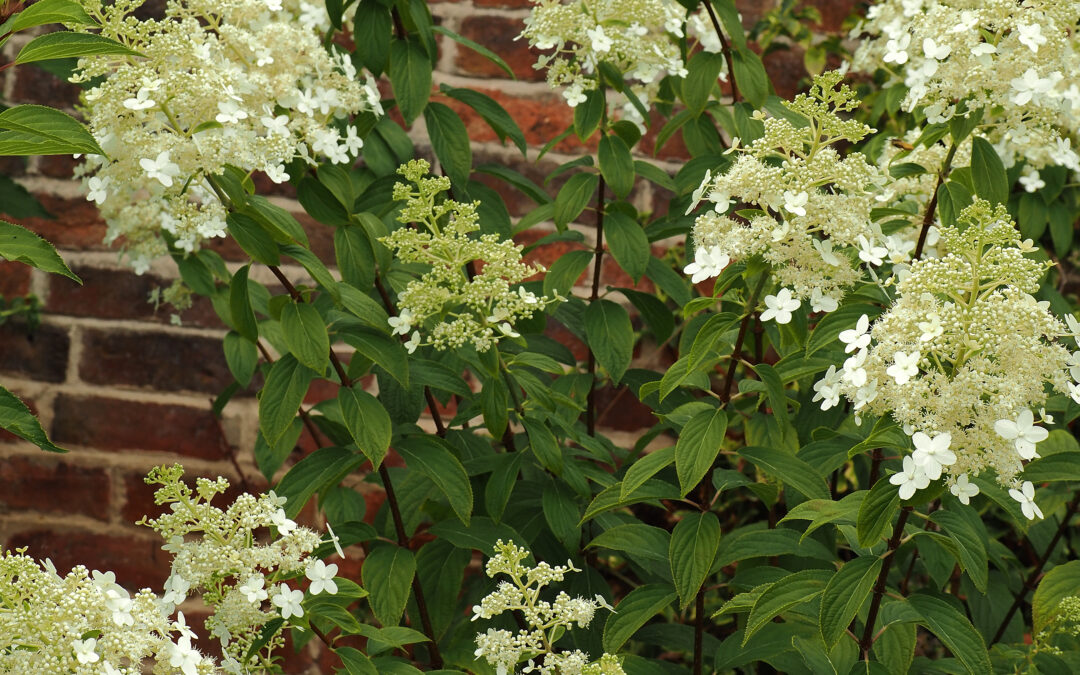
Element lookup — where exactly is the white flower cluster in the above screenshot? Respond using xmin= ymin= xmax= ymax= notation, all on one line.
xmin=472 ymin=541 xmax=623 ymax=675
xmin=814 ymin=200 xmax=1077 ymax=515
xmin=519 ymin=0 xmax=687 ymax=129
xmin=138 ymin=464 xmax=335 ymax=673
xmin=852 ymin=0 xmax=1080 ymax=171
xmin=0 ymin=551 xmax=213 ymax=674
xmin=686 ymin=71 xmax=893 ymax=320
xmin=73 ymin=0 xmax=381 ymax=272
xmin=383 ymin=160 xmax=561 ymax=353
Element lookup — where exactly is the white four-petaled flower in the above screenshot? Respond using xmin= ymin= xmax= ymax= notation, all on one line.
xmin=782 ymin=190 xmax=809 ymax=216
xmin=950 ymin=473 xmax=979 ymax=505
xmin=683 ymin=245 xmax=730 ymax=284
xmin=890 ymin=455 xmax=930 ymax=500
xmin=139 ymin=151 xmax=181 ymax=188
xmin=1017 ymin=23 xmax=1046 ymax=53
xmin=839 ymin=314 xmax=871 ymax=354
xmin=1009 ymin=481 xmax=1043 ymax=520
xmin=994 ymin=409 xmax=1048 ymax=460
xmin=239 ymin=576 xmax=268 ymax=605
xmin=911 ymin=431 xmax=955 ymax=480
xmin=586 ymin=25 xmax=612 ymax=53
xmin=886 ymin=350 xmax=920 ymax=385
xmin=760 ymin=288 xmax=800 ymax=324
xmin=73 ymin=638 xmax=99 ymax=664
xmin=272 ymin=584 xmax=306 ymax=619
xmin=306 ymin=559 xmax=339 ymax=595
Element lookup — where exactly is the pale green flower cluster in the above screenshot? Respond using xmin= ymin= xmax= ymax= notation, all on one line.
xmin=73 ymin=0 xmax=380 ymax=272
xmin=852 ymin=0 xmax=1080 ymax=171
xmin=472 ymin=541 xmax=623 ymax=675
xmin=138 ymin=465 xmax=330 ymax=674
xmin=687 ymin=71 xmax=891 ymax=312
xmin=1035 ymin=596 xmax=1080 ymax=655
xmin=519 ymin=0 xmax=687 ymax=129
xmin=822 ymin=200 xmax=1076 ymax=505
xmin=0 ymin=550 xmax=211 ymax=674
xmin=382 ymin=160 xmax=560 ymax=353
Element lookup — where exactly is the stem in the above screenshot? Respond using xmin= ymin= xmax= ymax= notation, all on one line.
xmin=256 ymin=339 xmax=326 ymax=448
xmin=703 ymin=1 xmax=740 ymax=103
xmin=990 ymin=492 xmax=1080 ymax=645
xmin=720 ymin=275 xmax=767 ymax=402
xmin=868 ymin=448 xmax=883 ymax=487
xmin=912 ymin=142 xmax=958 ymax=260
xmin=860 ymin=506 xmax=912 ymax=660
xmin=379 ymin=463 xmax=444 ymax=668
xmin=586 ymin=174 xmax=606 ymax=436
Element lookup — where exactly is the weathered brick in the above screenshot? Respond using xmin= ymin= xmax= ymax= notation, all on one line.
xmin=455 ymin=15 xmax=544 ymax=82
xmin=8 ymin=195 xmax=109 ymax=250
xmin=47 ymin=265 xmax=222 ymax=328
xmin=473 ymin=0 xmax=532 ymax=6
xmin=10 ymin=64 xmax=81 ymax=108
xmin=0 ymin=261 xmax=32 ymax=297
xmin=37 ymin=154 xmax=79 ymax=179
xmin=79 ymin=328 xmax=233 ymax=394
xmin=0 ymin=321 xmax=69 ymax=383
xmin=593 ymin=384 xmax=656 ymax=432
xmin=0 ymin=455 xmax=111 ymax=520
xmin=762 ymin=44 xmax=809 ymax=100
xmin=803 ymin=0 xmax=861 ymax=33
xmin=51 ymin=393 xmax=230 ymax=459
xmin=4 ymin=528 xmax=172 ymax=591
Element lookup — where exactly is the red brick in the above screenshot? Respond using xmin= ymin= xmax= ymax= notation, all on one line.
xmin=9 ymin=195 xmax=108 ymax=250
xmin=735 ymin=0 xmax=779 ymax=26
xmin=11 ymin=64 xmax=81 ymax=108
xmin=79 ymin=328 xmax=233 ymax=394
xmin=51 ymin=393 xmax=231 ymax=459
xmin=0 ymin=155 xmax=27 ymax=177
xmin=594 ymin=384 xmax=655 ymax=431
xmin=4 ymin=528 xmax=172 ymax=590
xmin=455 ymin=15 xmax=544 ymax=82
xmin=0 ymin=321 xmax=70 ymax=383
xmin=37 ymin=154 xmax=79 ymax=179
xmin=762 ymin=44 xmax=809 ymax=100
xmin=47 ymin=265 xmax=222 ymax=328
xmin=0 ymin=261 xmax=32 ymax=297
xmin=474 ymin=0 xmax=532 ymax=6
xmin=0 ymin=455 xmax=111 ymax=520
xmin=802 ymin=0 xmax=860 ymax=33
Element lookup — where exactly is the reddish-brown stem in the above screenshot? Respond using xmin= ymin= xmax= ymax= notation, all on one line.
xmin=913 ymin=142 xmax=957 ymax=260
xmin=720 ymin=275 xmax=767 ymax=402
xmin=586 ymin=175 xmax=606 ymax=436
xmin=703 ymin=1 xmax=740 ymax=103
xmin=860 ymin=506 xmax=912 ymax=660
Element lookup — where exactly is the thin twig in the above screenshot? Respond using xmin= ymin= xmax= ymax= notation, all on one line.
xmin=586 ymin=174 xmax=606 ymax=436
xmin=720 ymin=275 xmax=767 ymax=401
xmin=912 ymin=142 xmax=957 ymax=260
xmin=703 ymin=1 xmax=740 ymax=103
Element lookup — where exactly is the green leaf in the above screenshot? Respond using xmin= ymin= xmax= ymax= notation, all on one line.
xmin=336 ymin=647 xmax=379 ymax=675
xmin=340 ymin=327 xmax=408 ymax=389
xmin=275 ymin=446 xmax=365 ymax=518
xmin=553 ymin=172 xmax=599 ymax=230
xmin=931 ymin=508 xmax=988 ymax=593
xmin=715 ymin=527 xmax=835 ymax=567
xmin=280 ymin=245 xmax=336 ymax=299
xmin=281 ymin=302 xmax=330 ymax=373
xmin=744 ymin=569 xmax=833 ymax=643
xmin=229 ymin=265 xmax=259 ymax=343
xmin=675 ymin=407 xmax=728 ymax=496
xmin=258 ymin=354 xmax=316 ymax=446
xmin=226 ymin=212 xmax=280 ymax=265
xmin=574 ymin=89 xmax=605 ymax=141
xmin=362 ymin=543 xmax=416 ymax=627
xmin=603 ymin=584 xmax=678 ymax=653
xmin=682 ymin=51 xmax=726 ymax=114
xmin=598 ymin=133 xmax=635 ymax=198
xmin=388 ymin=39 xmax=431 ymax=125
xmin=353 ymin=0 xmax=391 ymax=75
xmin=857 ymin=478 xmax=901 ymax=548
xmin=730 ymin=49 xmax=770 ymax=108
xmin=542 ymin=480 xmax=580 ymax=548
xmin=1 ymin=0 xmax=95 ymax=35
xmin=15 ymin=31 xmax=139 ymax=64
xmin=970 ymin=136 xmax=1009 ymax=206
xmin=1033 ymin=561 xmax=1080 ymax=634
xmin=431 ymin=24 xmax=514 ymax=79
xmin=709 ymin=0 xmax=747 ymax=50
xmin=906 ymin=593 xmax=993 ymax=675
xmin=337 ymin=282 xmax=390 ymax=332
xmin=423 ymin=102 xmax=471 ymax=187
xmin=819 ymin=556 xmax=882 ymax=648
xmin=584 ymin=299 xmax=633 ymax=384
xmin=484 ymin=452 xmax=521 ymax=522
xmin=396 ymin=435 xmax=473 ymax=526
xmin=428 ymin=516 xmax=524 ymax=552
xmin=621 ymin=446 xmax=675 ymax=500
xmin=805 ymin=304 xmax=882 ymax=357
xmin=0 ymin=105 xmax=102 ymax=156
xmin=0 ymin=385 xmax=65 ymax=453
xmin=523 ymin=417 xmax=563 ymax=475
xmin=477 ymin=164 xmax=551 ymax=205
xmin=935 ymin=180 xmax=972 ymax=228
xmin=223 ymin=331 xmax=257 ymax=387
xmin=669 ymin=511 xmax=721 ymax=608
xmin=338 ymin=386 xmax=392 ymax=468
xmin=752 ymin=362 xmax=789 ymax=424
xmin=779 ymin=492 xmax=864 ymax=542
xmin=739 ymin=446 xmax=829 ymax=500
xmin=1023 ymin=452 xmax=1080 ymax=483
xmin=441 ymin=86 xmax=526 ymax=154
xmin=604 ymin=210 xmax=649 ymax=283
xmin=542 ymin=249 xmax=592 ymax=297
xmin=0 ymin=220 xmax=78 ymax=281
xmin=587 ymin=523 xmax=671 ymax=564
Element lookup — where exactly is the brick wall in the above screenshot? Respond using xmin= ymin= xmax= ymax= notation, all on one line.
xmin=0 ymin=0 xmax=856 ymax=670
